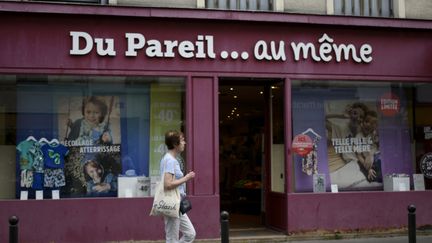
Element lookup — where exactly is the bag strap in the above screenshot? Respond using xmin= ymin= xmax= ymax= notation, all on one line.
xmin=161 ymin=153 xmax=173 ymax=180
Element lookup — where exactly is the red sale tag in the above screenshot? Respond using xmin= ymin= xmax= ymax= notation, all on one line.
xmin=379 ymin=92 xmax=400 ymax=117
xmin=292 ymin=134 xmax=313 ymax=156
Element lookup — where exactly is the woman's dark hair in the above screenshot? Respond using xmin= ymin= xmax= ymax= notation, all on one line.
xmin=82 ymin=96 xmax=108 ymax=123
xmin=165 ymin=130 xmax=184 ymax=150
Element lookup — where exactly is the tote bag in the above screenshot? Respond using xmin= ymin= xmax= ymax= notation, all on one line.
xmin=150 ymin=158 xmax=181 ymax=218
xmin=150 ymin=180 xmax=180 ymax=218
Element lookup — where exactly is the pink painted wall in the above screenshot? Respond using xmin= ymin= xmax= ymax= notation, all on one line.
xmin=287 ymin=191 xmax=432 ymax=232
xmin=0 ymin=196 xmax=219 ymax=243
xmin=0 ymin=3 xmax=431 ymax=79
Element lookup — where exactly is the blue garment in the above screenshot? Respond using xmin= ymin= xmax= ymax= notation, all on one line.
xmin=86 ymin=173 xmax=117 ymax=197
xmin=41 ymin=143 xmax=69 ymax=169
xmin=32 ymin=172 xmax=44 ymax=190
xmin=17 ymin=140 xmax=44 ymax=171
xmin=17 ymin=140 xmax=36 ymax=170
xmin=160 ymin=153 xmax=185 ymax=195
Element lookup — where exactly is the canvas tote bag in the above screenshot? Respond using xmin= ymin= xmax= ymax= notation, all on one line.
xmin=150 ymin=158 xmax=181 ymax=218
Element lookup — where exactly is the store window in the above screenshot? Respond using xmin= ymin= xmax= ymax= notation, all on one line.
xmin=291 ymin=80 xmax=432 ymax=192
xmin=0 ymin=75 xmax=185 ymax=199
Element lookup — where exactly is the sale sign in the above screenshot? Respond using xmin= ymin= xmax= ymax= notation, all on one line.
xmin=379 ymin=92 xmax=400 ymax=117
xmin=292 ymin=134 xmax=313 ymax=156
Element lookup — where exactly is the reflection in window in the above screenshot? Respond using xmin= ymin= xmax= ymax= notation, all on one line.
xmin=0 ymin=75 xmax=185 ymax=199
xmin=291 ymin=80 xmax=432 ymax=192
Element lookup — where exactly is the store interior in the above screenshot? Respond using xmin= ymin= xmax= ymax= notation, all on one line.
xmin=219 ymin=80 xmax=267 ymax=228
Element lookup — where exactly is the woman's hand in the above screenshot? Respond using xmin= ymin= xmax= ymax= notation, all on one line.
xmin=164 ymin=171 xmax=196 ymax=190
xmin=185 ymin=171 xmax=195 ymax=181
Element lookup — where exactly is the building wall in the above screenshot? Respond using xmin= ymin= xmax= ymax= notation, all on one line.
xmin=111 ymin=0 xmax=196 ymax=8
xmin=11 ymin=0 xmax=432 ymax=20
xmin=284 ymin=0 xmax=326 ymax=15
xmin=288 ymin=191 xmax=432 ymax=232
xmin=405 ymin=0 xmax=432 ymax=20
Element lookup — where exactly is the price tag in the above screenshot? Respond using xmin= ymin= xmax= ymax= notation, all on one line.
xmin=20 ymin=191 xmax=28 ymax=200
xmin=36 ymin=190 xmax=44 ymax=200
xmin=52 ymin=190 xmax=60 ymax=200
xmin=331 ymin=184 xmax=339 ymax=193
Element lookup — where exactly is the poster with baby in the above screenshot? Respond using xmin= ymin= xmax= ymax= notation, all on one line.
xmin=325 ymin=100 xmax=383 ymax=190
xmin=58 ymin=96 xmax=122 ymax=197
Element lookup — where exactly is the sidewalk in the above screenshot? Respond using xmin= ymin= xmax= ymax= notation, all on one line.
xmin=220 ymin=228 xmax=432 ymax=243
xmin=289 ymin=235 xmax=432 ymax=243
xmin=118 ymin=235 xmax=432 ymax=243
xmin=117 ymin=227 xmax=432 ymax=243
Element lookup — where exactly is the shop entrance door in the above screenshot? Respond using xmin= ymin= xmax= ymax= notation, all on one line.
xmin=263 ymin=80 xmax=287 ymax=231
xmin=218 ymin=79 xmax=286 ymax=231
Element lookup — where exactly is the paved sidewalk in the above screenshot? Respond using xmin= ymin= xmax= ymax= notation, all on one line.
xmin=122 ymin=234 xmax=432 ymax=243
xmin=290 ymin=235 xmax=432 ymax=243
xmin=114 ymin=227 xmax=432 ymax=243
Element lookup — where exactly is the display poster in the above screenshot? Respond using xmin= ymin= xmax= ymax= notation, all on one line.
xmin=58 ymin=96 xmax=122 ymax=197
xmin=149 ymin=83 xmax=182 ymax=177
xmin=325 ymin=100 xmax=383 ymax=190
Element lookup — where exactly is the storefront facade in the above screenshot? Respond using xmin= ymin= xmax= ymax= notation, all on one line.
xmin=0 ymin=2 xmax=431 ymax=242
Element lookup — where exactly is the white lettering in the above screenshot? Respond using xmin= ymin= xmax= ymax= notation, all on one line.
xmin=290 ymin=42 xmax=321 ymax=61
xmin=70 ymin=31 xmax=93 ymax=55
xmin=332 ymin=44 xmax=361 ymax=62
xmin=381 ymin=99 xmax=398 ymax=110
xmin=196 ymin=35 xmax=206 ymax=58
xmin=205 ymin=35 xmax=216 ymax=59
xmin=178 ymin=40 xmax=195 ymax=58
xmin=125 ymin=33 xmax=145 ymax=56
xmin=70 ymin=31 xmax=373 ymax=64
xmin=360 ymin=44 xmax=373 ymax=63
xmin=318 ymin=34 xmax=334 ymax=62
xmin=291 ymin=33 xmax=373 ymax=63
xmin=94 ymin=38 xmax=116 ymax=56
xmin=146 ymin=40 xmax=163 ymax=57
xmin=164 ymin=40 xmax=178 ymax=58
xmin=254 ymin=40 xmax=272 ymax=60
xmin=270 ymin=41 xmax=286 ymax=61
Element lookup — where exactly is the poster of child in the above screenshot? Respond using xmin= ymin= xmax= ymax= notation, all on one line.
xmin=83 ymin=160 xmax=118 ymax=197
xmin=325 ymin=100 xmax=382 ymax=190
xmin=57 ymin=95 xmax=122 ymax=197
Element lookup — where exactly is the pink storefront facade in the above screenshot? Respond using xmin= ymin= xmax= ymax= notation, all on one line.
xmin=0 ymin=2 xmax=432 ymax=242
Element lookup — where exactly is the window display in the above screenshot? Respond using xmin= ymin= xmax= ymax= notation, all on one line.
xmin=291 ymin=80 xmax=430 ymax=192
xmin=0 ymin=75 xmax=185 ymax=199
